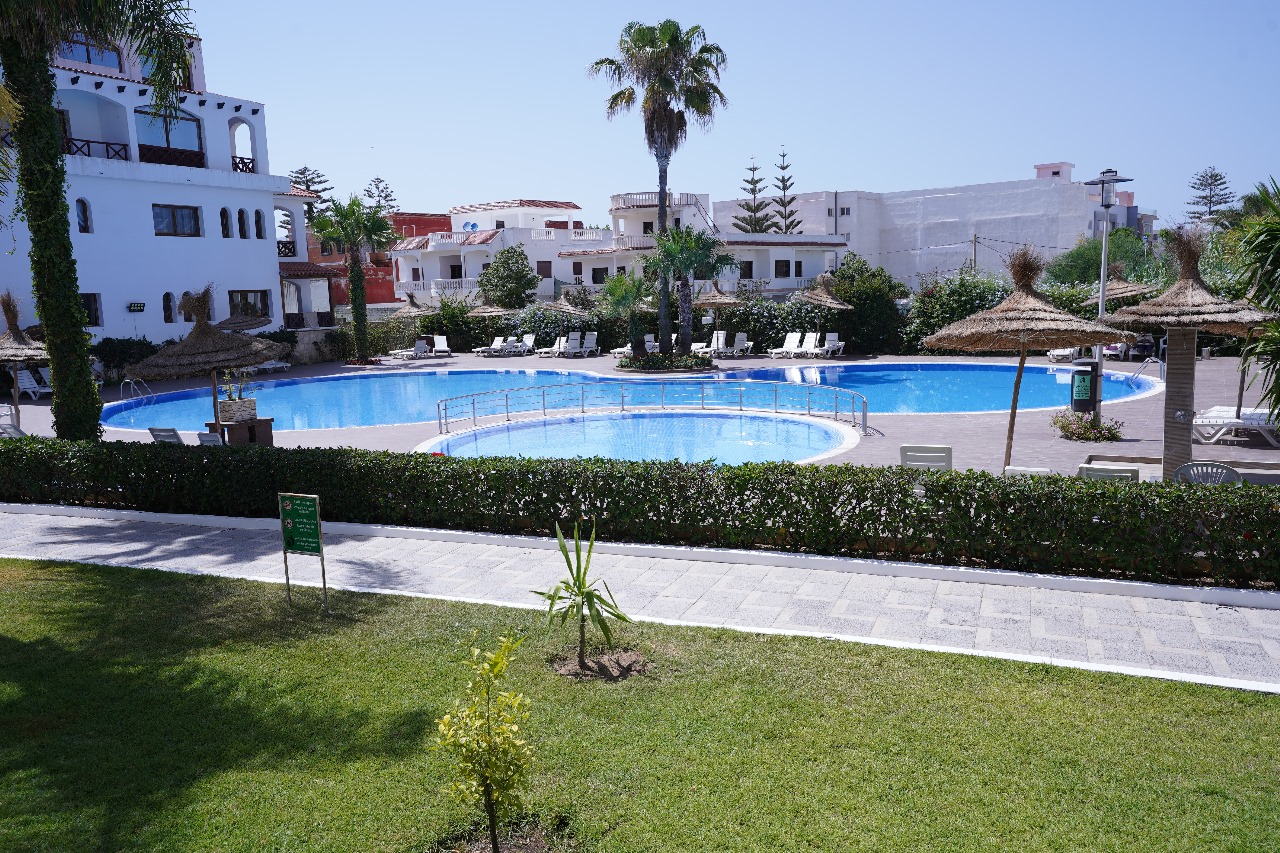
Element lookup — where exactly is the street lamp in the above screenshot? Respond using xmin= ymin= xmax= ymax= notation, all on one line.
xmin=1083 ymin=168 xmax=1133 ymax=422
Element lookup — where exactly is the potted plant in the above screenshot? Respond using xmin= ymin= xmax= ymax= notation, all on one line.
xmin=217 ymin=369 xmax=258 ymax=422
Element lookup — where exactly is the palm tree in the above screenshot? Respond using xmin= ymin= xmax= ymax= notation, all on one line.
xmin=0 ymin=2 xmax=195 ymax=439
xmin=600 ymin=269 xmax=655 ymax=358
xmin=311 ymin=195 xmax=396 ymax=361
xmin=644 ymin=226 xmax=737 ymax=353
xmin=590 ymin=20 xmax=727 ymax=355
xmin=1237 ymin=178 xmax=1280 ymax=414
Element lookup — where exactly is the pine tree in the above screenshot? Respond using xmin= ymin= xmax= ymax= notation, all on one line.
xmin=364 ymin=176 xmax=398 ymax=212
xmin=772 ymin=149 xmax=802 ymax=234
xmin=1187 ymin=166 xmax=1236 ymax=223
xmin=731 ymin=158 xmax=778 ymax=233
xmin=287 ymin=165 xmax=334 ymax=224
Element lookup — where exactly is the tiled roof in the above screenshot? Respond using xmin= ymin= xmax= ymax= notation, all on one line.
xmin=391 ymin=230 xmax=500 ymax=251
xmin=279 ymin=185 xmax=322 ymax=199
xmin=279 ymin=261 xmax=342 ymax=278
xmin=449 ymin=199 xmax=581 ymax=214
xmin=392 ymin=235 xmax=433 ymax=251
xmin=557 ymin=248 xmax=619 ymax=258
xmin=722 ymin=239 xmax=848 ymax=248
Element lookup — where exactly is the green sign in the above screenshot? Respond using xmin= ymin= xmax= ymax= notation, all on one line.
xmin=279 ymin=494 xmax=322 ymax=555
xmin=1072 ymin=373 xmax=1092 ymax=401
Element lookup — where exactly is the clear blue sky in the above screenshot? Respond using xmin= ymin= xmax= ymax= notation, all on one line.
xmin=193 ymin=0 xmax=1277 ymax=226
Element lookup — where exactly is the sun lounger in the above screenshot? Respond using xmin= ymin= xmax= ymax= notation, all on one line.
xmin=580 ymin=331 xmax=600 ymax=356
xmin=0 ymin=403 xmax=14 ymax=425
xmin=430 ymin=335 xmax=452 ymax=356
xmin=768 ymin=332 xmax=802 ymax=359
xmin=1077 ymin=464 xmax=1140 ymax=481
xmin=256 ymin=359 xmax=291 ymax=373
xmin=900 ymin=445 xmax=953 ymax=471
xmin=510 ymin=334 xmax=536 ymax=355
xmin=473 ymin=336 xmax=508 ymax=356
xmin=0 ymin=423 xmax=26 ymax=438
xmin=538 ymin=336 xmax=566 ymax=357
xmin=1047 ymin=347 xmax=1077 ymax=363
xmin=1003 ymin=466 xmax=1052 ymax=476
xmin=814 ymin=333 xmax=844 ymax=358
xmin=16 ymin=368 xmax=52 ymax=400
xmin=611 ymin=334 xmax=657 ymax=357
xmin=793 ymin=332 xmax=820 ymax=358
xmin=693 ymin=330 xmax=726 ymax=356
xmin=556 ymin=331 xmax=584 ymax=358
xmin=1193 ymin=405 xmax=1280 ymax=447
xmin=148 ymin=427 xmax=184 ymax=444
xmin=390 ymin=338 xmax=431 ymax=359
xmin=198 ymin=432 xmax=224 ymax=446
xmin=1102 ymin=342 xmax=1128 ymax=360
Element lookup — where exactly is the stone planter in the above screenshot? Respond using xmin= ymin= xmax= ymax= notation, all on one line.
xmin=218 ymin=398 xmax=257 ymax=423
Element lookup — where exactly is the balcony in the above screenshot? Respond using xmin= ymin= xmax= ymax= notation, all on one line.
xmin=570 ymin=229 xmax=605 ymax=242
xmin=613 ymin=234 xmax=655 ymax=250
xmin=138 ymin=144 xmax=206 ymax=168
xmin=530 ymin=228 xmax=557 ymax=240
xmin=232 ymin=155 xmax=256 ymax=173
xmin=428 ymin=232 xmax=470 ymax=245
xmin=609 ymin=192 xmax=698 ymax=210
xmin=63 ymin=136 xmax=129 ymax=161
xmin=277 ymin=240 xmax=296 ymax=258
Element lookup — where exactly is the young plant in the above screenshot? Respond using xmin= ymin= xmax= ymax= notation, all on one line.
xmin=535 ymin=522 xmax=631 ymax=670
xmin=1051 ymin=408 xmax=1125 ymax=441
xmin=435 ymin=636 xmax=533 ymax=853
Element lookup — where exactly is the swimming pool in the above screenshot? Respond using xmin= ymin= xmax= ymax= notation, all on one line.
xmin=99 ymin=363 xmax=1160 ymax=431
xmin=425 ymin=411 xmax=852 ymax=464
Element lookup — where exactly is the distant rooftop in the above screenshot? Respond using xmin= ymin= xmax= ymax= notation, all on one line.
xmin=449 ymin=199 xmax=581 ymax=214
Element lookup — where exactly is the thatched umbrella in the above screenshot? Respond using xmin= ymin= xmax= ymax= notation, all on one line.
xmin=1106 ymin=227 xmax=1277 ymax=479
xmin=925 ymin=246 xmax=1130 ymax=470
xmin=390 ymin=293 xmax=438 ymax=320
xmin=213 ymin=314 xmax=272 ymax=332
xmin=1082 ymin=263 xmax=1156 ymax=307
xmin=791 ymin=273 xmax=854 ymax=311
xmin=126 ymin=288 xmax=288 ymax=430
xmin=467 ymin=303 xmax=517 ymax=319
xmin=541 ymin=295 xmax=590 ymax=319
xmin=0 ymin=290 xmax=50 ymax=429
xmin=693 ymin=281 xmax=742 ymax=332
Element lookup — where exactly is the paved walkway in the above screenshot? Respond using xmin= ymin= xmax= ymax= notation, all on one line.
xmin=4 ymin=509 xmax=1280 ymax=693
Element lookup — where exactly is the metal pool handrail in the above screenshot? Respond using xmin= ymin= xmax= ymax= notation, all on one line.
xmin=436 ymin=379 xmax=870 ymax=435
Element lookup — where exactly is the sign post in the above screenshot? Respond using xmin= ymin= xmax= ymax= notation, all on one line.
xmin=278 ymin=493 xmax=328 ymax=612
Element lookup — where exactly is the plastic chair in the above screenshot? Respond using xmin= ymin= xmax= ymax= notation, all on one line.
xmin=900 ymin=445 xmax=953 ymax=471
xmin=148 ymin=427 xmax=184 ymax=444
xmin=197 ymin=432 xmax=225 ymax=446
xmin=0 ymin=423 xmax=26 ymax=438
xmin=1003 ymin=466 xmax=1052 ymax=477
xmin=1173 ymin=462 xmax=1242 ymax=485
xmin=1077 ymin=464 xmax=1140 ymax=481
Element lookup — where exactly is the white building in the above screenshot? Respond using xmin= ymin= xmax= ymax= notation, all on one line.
xmin=0 ymin=34 xmax=320 ymax=343
xmin=711 ymin=162 xmax=1158 ymax=286
xmin=391 ymin=193 xmax=847 ymax=304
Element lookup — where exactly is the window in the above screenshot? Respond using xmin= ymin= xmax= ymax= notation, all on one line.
xmin=536 ymin=260 xmax=553 ymax=278
xmin=827 ymin=208 xmax=834 ymax=217
xmin=320 ymin=241 xmax=333 ymax=256
xmin=774 ymin=259 xmax=791 ymax=278
xmin=152 ymin=204 xmax=201 ymax=237
xmin=162 ymin=292 xmax=175 ymax=323
xmin=220 ymin=208 xmax=232 ymax=238
xmin=57 ymin=35 xmax=122 ymax=70
xmin=839 ymin=207 xmax=851 ymax=217
xmin=75 ymin=198 xmax=92 ymax=233
xmin=179 ymin=291 xmax=193 ymax=322
xmin=449 ymin=264 xmax=463 ymax=279
xmin=134 ymin=108 xmax=203 ymax=151
xmin=739 ymin=260 xmax=754 ymax=279
xmin=237 ymin=209 xmax=248 ymax=239
xmin=410 ymin=267 xmax=422 ymax=281
xmin=795 ymin=260 xmax=803 ymax=278
xmin=79 ymin=292 xmax=103 ymax=327
xmin=254 ymin=210 xmax=265 ymax=239
xmin=591 ymin=267 xmax=608 ymax=285
xmin=617 ymin=266 xmax=626 ymax=276
xmin=572 ymin=261 xmax=583 ymax=276
xmin=642 ymin=221 xmax=654 ymax=235
xmin=1051 ymin=169 xmax=1061 ymax=177
xmin=495 ymin=220 xmax=506 ymax=229
xmin=228 ymin=290 xmax=270 ymax=318
xmin=674 ymin=218 xmax=681 ymax=229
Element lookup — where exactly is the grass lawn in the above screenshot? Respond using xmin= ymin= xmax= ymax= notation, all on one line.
xmin=2 ymin=558 xmax=1279 ymax=852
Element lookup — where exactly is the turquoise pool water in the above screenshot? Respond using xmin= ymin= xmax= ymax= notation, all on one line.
xmin=99 ymin=363 xmax=1158 ymax=431
xmin=428 ymin=411 xmax=847 ymax=463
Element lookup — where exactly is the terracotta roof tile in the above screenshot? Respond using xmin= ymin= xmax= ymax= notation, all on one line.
xmin=449 ymin=199 xmax=581 ymax=214
xmin=280 ymin=261 xmax=342 ymax=278
xmin=279 ymin=185 xmax=322 ymax=199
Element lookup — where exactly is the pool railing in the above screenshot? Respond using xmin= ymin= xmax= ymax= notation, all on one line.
xmin=436 ymin=379 xmax=870 ymax=435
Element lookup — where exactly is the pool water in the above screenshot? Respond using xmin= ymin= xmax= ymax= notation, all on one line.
xmin=99 ymin=363 xmax=1158 ymax=431
xmin=429 ymin=411 xmax=847 ymax=464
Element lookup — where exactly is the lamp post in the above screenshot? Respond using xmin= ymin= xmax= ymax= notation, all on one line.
xmin=1082 ymin=168 xmax=1133 ymax=423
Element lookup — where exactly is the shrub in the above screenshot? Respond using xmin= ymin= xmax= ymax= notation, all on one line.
xmin=535 ymin=522 xmax=631 ymax=669
xmin=1051 ymin=409 xmax=1125 ymax=441
xmin=89 ymin=336 xmax=160 ymax=382
xmin=0 ymin=438 xmax=1276 ymax=587
xmin=617 ymin=351 xmax=713 ymax=371
xmin=828 ymin=253 xmax=908 ymax=354
xmin=902 ymin=267 xmax=1010 ymax=353
xmin=477 ymin=243 xmax=540 ymax=309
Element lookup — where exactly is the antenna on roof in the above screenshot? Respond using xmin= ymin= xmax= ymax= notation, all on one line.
xmin=469 ymin=222 xmax=479 ymax=232
xmin=462 ymin=221 xmax=472 ymax=231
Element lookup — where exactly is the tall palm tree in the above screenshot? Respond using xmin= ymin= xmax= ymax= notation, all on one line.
xmin=644 ymin=226 xmax=737 ymax=353
xmin=590 ymin=20 xmax=727 ymax=355
xmin=0 ymin=1 xmax=195 ymax=439
xmin=1237 ymin=178 xmax=1280 ymax=414
xmin=310 ymin=195 xmax=396 ymax=361
xmin=599 ymin=269 xmax=655 ymax=358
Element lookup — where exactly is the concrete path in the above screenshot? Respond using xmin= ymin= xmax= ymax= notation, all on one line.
xmin=4 ymin=508 xmax=1280 ymax=693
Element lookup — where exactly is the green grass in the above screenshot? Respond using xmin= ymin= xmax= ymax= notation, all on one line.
xmin=1 ymin=558 xmax=1278 ymax=852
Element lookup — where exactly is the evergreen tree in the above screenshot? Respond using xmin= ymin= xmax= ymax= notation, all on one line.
xmin=731 ymin=158 xmax=778 ymax=233
xmin=363 ymin=176 xmax=398 ymax=211
xmin=287 ymin=165 xmax=334 ymax=224
xmin=477 ymin=243 xmax=540 ymax=309
xmin=1187 ymin=166 xmax=1236 ymax=223
xmin=772 ymin=149 xmax=802 ymax=234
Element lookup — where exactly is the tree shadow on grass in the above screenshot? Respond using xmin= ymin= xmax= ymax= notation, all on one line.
xmin=0 ymin=563 xmax=435 ymax=851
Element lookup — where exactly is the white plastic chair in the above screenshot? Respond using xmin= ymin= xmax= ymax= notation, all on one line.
xmin=198 ymin=432 xmax=224 ymax=446
xmin=768 ymin=332 xmax=802 ymax=359
xmin=816 ymin=333 xmax=844 ymax=358
xmin=430 ymin=335 xmax=451 ymax=356
xmin=900 ymin=445 xmax=953 ymax=471
xmin=1003 ymin=466 xmax=1053 ymax=477
xmin=16 ymin=368 xmax=52 ymax=400
xmin=148 ymin=427 xmax=184 ymax=444
xmin=472 ymin=337 xmax=507 ymax=356
xmin=794 ymin=332 xmax=820 ymax=358
xmin=1173 ymin=462 xmax=1242 ymax=485
xmin=1077 ymin=464 xmax=1140 ymax=481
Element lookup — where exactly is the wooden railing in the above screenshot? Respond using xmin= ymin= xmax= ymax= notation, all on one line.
xmin=232 ymin=155 xmax=256 ymax=173
xmin=276 ymin=240 xmax=296 ymax=258
xmin=138 ymin=144 xmax=205 ymax=168
xmin=63 ymin=136 xmax=130 ymax=161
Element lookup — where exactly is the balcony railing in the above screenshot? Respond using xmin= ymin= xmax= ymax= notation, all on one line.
xmin=232 ymin=155 xmax=256 ymax=173
xmin=613 ymin=234 xmax=655 ymax=250
xmin=431 ymin=278 xmax=480 ymax=296
xmin=530 ymin=228 xmax=557 ymax=240
xmin=570 ymin=229 xmax=604 ymax=241
xmin=609 ymin=192 xmax=698 ymax=210
xmin=429 ymin=232 xmax=469 ymax=245
xmin=63 ymin=136 xmax=129 ymax=161
xmin=277 ymin=240 xmax=296 ymax=258
xmin=138 ymin=144 xmax=206 ymax=168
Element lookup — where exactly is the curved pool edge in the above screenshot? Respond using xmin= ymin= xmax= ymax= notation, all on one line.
xmin=414 ymin=408 xmax=862 ymax=464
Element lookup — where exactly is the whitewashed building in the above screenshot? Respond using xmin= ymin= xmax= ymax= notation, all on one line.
xmin=712 ymin=162 xmax=1158 ymax=286
xmin=0 ymin=34 xmax=319 ymax=342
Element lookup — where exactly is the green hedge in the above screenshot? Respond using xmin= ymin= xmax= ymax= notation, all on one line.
xmin=1 ymin=439 xmax=1276 ymax=588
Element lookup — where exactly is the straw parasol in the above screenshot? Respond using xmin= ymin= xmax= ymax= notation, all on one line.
xmin=390 ymin=293 xmax=438 ymax=320
xmin=213 ymin=314 xmax=272 ymax=332
xmin=924 ymin=246 xmax=1130 ymax=470
xmin=1082 ymin=263 xmax=1155 ymax=307
xmin=0 ymin=290 xmax=50 ymax=429
xmin=693 ymin=281 xmax=743 ymax=332
xmin=541 ymin=294 xmax=590 ymax=319
xmin=467 ymin=303 xmax=517 ymax=319
xmin=1106 ymin=227 xmax=1278 ymax=479
xmin=791 ymin=273 xmax=854 ymax=311
xmin=127 ymin=288 xmax=288 ymax=430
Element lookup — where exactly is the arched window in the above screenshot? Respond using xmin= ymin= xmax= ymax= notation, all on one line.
xmin=237 ymin=209 xmax=248 ymax=239
xmin=75 ymin=198 xmax=92 ymax=233
xmin=254 ymin=210 xmax=265 ymax=239
xmin=180 ymin=291 xmax=194 ymax=322
xmin=162 ymin=292 xmax=175 ymax=324
xmin=230 ymin=121 xmax=255 ymax=173
xmin=220 ymin=208 xmax=232 ymax=238
xmin=134 ymin=107 xmax=204 ymax=168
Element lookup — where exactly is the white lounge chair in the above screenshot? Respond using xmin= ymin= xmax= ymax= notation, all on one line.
xmin=510 ymin=334 xmax=536 ymax=355
xmin=900 ymin=445 xmax=953 ymax=471
xmin=16 ymin=368 xmax=52 ymax=400
xmin=556 ymin=332 xmax=584 ymax=358
xmin=197 ymin=432 xmax=224 ymax=446
xmin=473 ymin=336 xmax=507 ymax=356
xmin=1047 ymin=347 xmax=1077 ymax=363
xmin=390 ymin=338 xmax=431 ymax=359
xmin=692 ymin=330 xmax=726 ymax=356
xmin=148 ymin=427 xmax=184 ymax=444
xmin=1102 ymin=342 xmax=1128 ymax=360
xmin=815 ymin=333 xmax=844 ymax=358
xmin=610 ymin=334 xmax=656 ymax=357
xmin=538 ymin=336 xmax=566 ymax=357
xmin=580 ymin=331 xmax=600 ymax=356
xmin=0 ymin=423 xmax=26 ymax=438
xmin=1193 ymin=406 xmax=1280 ymax=447
xmin=256 ymin=359 xmax=291 ymax=373
xmin=1003 ymin=466 xmax=1053 ymax=477
xmin=793 ymin=332 xmax=820 ymax=358
xmin=1077 ymin=464 xmax=1140 ymax=481
xmin=725 ymin=332 xmax=751 ymax=357
xmin=768 ymin=332 xmax=802 ymax=359
xmin=430 ymin=335 xmax=452 ymax=357
xmin=0 ymin=403 xmax=14 ymax=425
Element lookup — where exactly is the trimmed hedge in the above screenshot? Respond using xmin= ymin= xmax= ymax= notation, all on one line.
xmin=0 ymin=438 xmax=1276 ymax=588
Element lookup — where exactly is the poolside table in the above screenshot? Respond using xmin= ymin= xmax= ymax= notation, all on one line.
xmin=206 ymin=417 xmax=274 ymax=447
